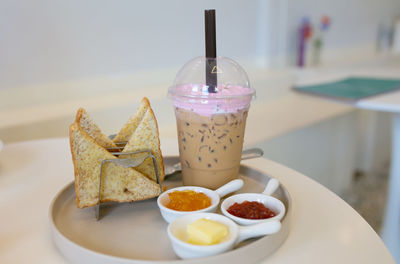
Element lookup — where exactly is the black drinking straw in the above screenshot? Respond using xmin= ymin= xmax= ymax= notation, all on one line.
xmin=204 ymin=9 xmax=217 ymax=93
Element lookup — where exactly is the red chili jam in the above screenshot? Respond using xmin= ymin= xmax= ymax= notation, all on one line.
xmin=227 ymin=201 xmax=276 ymax=219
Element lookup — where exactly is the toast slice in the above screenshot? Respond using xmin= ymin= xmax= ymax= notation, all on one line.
xmin=112 ymin=98 xmax=149 ymax=143
xmin=75 ymin=108 xmax=117 ymax=149
xmin=69 ymin=123 xmax=161 ymax=208
xmin=122 ymin=102 xmax=165 ymax=183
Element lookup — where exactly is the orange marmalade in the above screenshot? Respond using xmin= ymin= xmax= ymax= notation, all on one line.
xmin=166 ymin=190 xmax=211 ymax=211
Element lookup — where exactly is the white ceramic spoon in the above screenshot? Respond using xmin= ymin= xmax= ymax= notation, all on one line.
xmin=262 ymin=177 xmax=280 ymax=196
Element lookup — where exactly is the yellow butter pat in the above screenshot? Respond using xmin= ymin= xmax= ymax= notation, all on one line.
xmin=187 ymin=218 xmax=228 ymax=245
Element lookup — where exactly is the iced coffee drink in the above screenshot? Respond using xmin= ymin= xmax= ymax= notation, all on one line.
xmin=175 ymin=107 xmax=248 ymax=188
xmin=168 ymin=57 xmax=255 ymax=189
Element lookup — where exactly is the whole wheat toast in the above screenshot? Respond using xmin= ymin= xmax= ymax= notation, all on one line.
xmin=75 ymin=108 xmax=117 ymax=149
xmin=122 ymin=102 xmax=165 ymax=183
xmin=112 ymin=98 xmax=149 ymax=143
xmin=69 ymin=123 xmax=161 ymax=208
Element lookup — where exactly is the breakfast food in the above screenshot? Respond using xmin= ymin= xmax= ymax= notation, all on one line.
xmin=227 ymin=201 xmax=276 ymax=219
xmin=69 ymin=97 xmax=164 ymax=208
xmin=166 ymin=190 xmax=211 ymax=211
xmin=112 ymin=98 xmax=149 ymax=143
xmin=187 ymin=218 xmax=228 ymax=245
xmin=121 ymin=98 xmax=165 ymax=182
xmin=70 ymin=123 xmax=161 ymax=208
xmin=75 ymin=108 xmax=117 ymax=149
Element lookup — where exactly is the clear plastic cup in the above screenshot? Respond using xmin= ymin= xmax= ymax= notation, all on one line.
xmin=168 ymin=56 xmax=255 ymax=189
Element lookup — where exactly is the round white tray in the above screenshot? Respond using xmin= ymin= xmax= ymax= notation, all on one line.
xmin=49 ymin=156 xmax=291 ymax=264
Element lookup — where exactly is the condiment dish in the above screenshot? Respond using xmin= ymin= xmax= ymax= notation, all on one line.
xmin=167 ymin=212 xmax=281 ymax=259
xmin=157 ymin=179 xmax=244 ymax=223
xmin=221 ymin=178 xmax=285 ymax=226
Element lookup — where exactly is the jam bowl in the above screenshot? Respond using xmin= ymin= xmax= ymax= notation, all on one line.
xmin=221 ymin=178 xmax=286 ymax=226
xmin=157 ymin=179 xmax=244 ymax=223
xmin=167 ymin=212 xmax=281 ymax=259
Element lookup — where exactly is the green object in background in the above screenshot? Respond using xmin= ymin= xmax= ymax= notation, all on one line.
xmin=294 ymin=77 xmax=400 ymax=101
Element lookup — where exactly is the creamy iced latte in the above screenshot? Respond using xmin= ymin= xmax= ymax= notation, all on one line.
xmin=168 ymin=56 xmax=255 ymax=189
xmin=176 ymin=108 xmax=248 ymax=188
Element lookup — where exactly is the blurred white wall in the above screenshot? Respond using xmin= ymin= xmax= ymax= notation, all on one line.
xmin=1 ymin=0 xmax=399 ymax=91
xmin=0 ymin=0 xmax=269 ymax=90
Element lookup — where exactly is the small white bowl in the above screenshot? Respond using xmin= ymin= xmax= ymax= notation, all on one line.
xmin=167 ymin=212 xmax=281 ymax=259
xmin=221 ymin=178 xmax=285 ymax=226
xmin=157 ymin=179 xmax=243 ymax=223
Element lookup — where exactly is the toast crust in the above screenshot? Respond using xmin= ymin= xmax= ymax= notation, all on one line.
xmin=112 ymin=98 xmax=149 ymax=143
xmin=75 ymin=108 xmax=117 ymax=149
xmin=69 ymin=123 xmax=82 ymax=207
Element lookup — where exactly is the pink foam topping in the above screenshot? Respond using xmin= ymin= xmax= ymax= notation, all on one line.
xmin=170 ymin=84 xmax=254 ymax=116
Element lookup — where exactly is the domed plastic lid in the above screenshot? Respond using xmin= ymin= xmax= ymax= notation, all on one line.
xmin=168 ymin=56 xmax=255 ymax=116
xmin=168 ymin=56 xmax=255 ymax=99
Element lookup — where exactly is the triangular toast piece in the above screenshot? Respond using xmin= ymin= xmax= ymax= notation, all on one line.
xmin=122 ymin=103 xmax=165 ymax=183
xmin=75 ymin=108 xmax=117 ymax=149
xmin=69 ymin=123 xmax=161 ymax=208
xmin=112 ymin=98 xmax=149 ymax=143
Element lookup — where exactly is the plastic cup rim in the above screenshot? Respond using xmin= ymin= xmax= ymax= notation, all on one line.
xmin=167 ymin=86 xmax=256 ymax=100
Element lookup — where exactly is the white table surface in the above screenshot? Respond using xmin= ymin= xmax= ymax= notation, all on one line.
xmin=0 ymin=138 xmax=394 ymax=263
xmin=355 ymin=89 xmax=400 ymax=113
